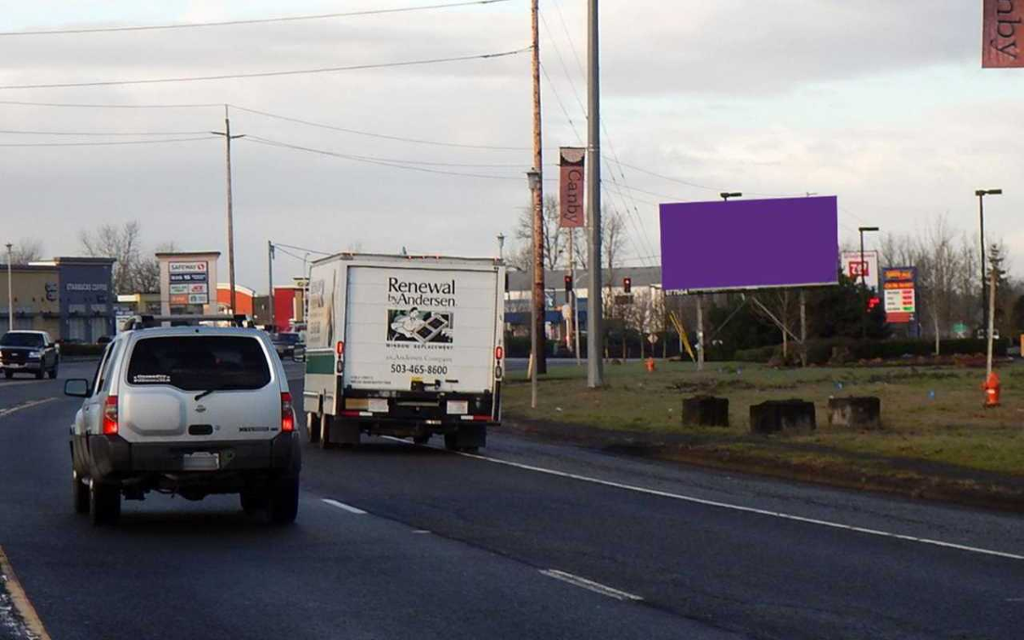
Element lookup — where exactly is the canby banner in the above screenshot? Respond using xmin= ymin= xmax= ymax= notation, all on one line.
xmin=983 ymin=0 xmax=1024 ymax=67
xmin=559 ymin=147 xmax=585 ymax=228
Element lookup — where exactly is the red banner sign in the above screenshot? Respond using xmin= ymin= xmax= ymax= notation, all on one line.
xmin=983 ymin=0 xmax=1024 ymax=67
xmin=559 ymin=147 xmax=585 ymax=228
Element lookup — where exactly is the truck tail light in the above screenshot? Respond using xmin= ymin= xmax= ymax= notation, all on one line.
xmin=336 ymin=341 xmax=345 ymax=358
xmin=103 ymin=395 xmax=119 ymax=435
xmin=281 ymin=392 xmax=295 ymax=432
xmin=495 ymin=346 xmax=504 ymax=361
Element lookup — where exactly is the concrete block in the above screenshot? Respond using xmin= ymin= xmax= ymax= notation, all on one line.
xmin=750 ymin=399 xmax=816 ymax=434
xmin=682 ymin=396 xmax=730 ymax=427
xmin=828 ymin=397 xmax=881 ymax=430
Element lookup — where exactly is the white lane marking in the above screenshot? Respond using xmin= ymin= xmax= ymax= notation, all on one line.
xmin=322 ymin=498 xmax=367 ymax=515
xmin=1007 ymin=597 xmax=1024 ymax=602
xmin=540 ymin=569 xmax=644 ymax=602
xmin=0 ymin=398 xmax=57 ymax=419
xmin=412 ymin=529 xmax=432 ymax=534
xmin=384 ymin=437 xmax=1024 ymax=562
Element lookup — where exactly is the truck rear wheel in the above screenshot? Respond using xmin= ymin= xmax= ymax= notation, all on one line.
xmin=319 ymin=413 xmax=334 ymax=450
xmin=306 ymin=412 xmax=320 ymax=444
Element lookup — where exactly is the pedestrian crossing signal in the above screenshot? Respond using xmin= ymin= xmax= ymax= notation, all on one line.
xmin=564 ymin=275 xmax=573 ymax=293
xmin=623 ymin=277 xmax=632 ymax=294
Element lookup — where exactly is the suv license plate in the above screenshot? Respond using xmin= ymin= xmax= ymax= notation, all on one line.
xmin=182 ymin=452 xmax=220 ymax=471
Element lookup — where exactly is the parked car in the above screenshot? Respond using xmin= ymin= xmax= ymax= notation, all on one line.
xmin=1 ymin=330 xmax=60 ymax=379
xmin=65 ymin=319 xmax=301 ymax=525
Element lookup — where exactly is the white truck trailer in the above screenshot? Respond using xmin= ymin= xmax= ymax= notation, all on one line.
xmin=302 ymin=253 xmax=506 ymax=451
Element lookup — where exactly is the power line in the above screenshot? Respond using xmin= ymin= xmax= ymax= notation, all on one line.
xmin=0 ymin=0 xmax=512 ymax=37
xmin=0 ymin=99 xmax=221 ymax=109
xmin=227 ymin=104 xmax=524 ymax=150
xmin=246 ymin=134 xmax=524 ymax=170
xmin=0 ymin=135 xmax=217 ymax=147
xmin=0 ymin=47 xmax=530 ymax=91
xmin=244 ymin=135 xmax=525 ymax=181
xmin=273 ymin=242 xmax=332 ymax=256
xmin=0 ymin=128 xmax=210 ymax=136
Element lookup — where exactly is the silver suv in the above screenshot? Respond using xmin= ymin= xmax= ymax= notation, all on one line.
xmin=65 ymin=318 xmax=301 ymax=525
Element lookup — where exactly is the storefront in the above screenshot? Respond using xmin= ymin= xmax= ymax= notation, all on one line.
xmin=53 ymin=257 xmax=116 ymax=342
xmin=1 ymin=257 xmax=114 ymax=341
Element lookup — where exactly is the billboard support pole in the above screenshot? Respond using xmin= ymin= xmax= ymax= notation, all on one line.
xmin=695 ymin=294 xmax=704 ymax=372
xmin=799 ymin=289 xmax=807 ymax=368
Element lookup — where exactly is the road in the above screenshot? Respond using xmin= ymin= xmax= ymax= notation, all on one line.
xmin=0 ymin=359 xmax=1022 ymax=639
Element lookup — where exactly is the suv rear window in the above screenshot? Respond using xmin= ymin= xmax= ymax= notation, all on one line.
xmin=1 ymin=333 xmax=45 ymax=347
xmin=126 ymin=336 xmax=271 ymax=391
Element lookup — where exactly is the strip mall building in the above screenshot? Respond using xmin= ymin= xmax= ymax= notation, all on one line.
xmin=0 ymin=257 xmax=116 ymax=342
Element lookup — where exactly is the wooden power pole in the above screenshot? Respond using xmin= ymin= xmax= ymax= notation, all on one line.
xmin=531 ymin=0 xmax=547 ymax=375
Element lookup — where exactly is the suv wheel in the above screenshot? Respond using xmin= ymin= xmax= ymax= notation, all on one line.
xmin=89 ymin=481 xmax=121 ymax=526
xmin=240 ymin=487 xmax=269 ymax=515
xmin=72 ymin=470 xmax=89 ymax=514
xmin=268 ymin=476 xmax=299 ymax=524
xmin=3 ymin=371 xmax=11 ymax=379
xmin=35 ymin=369 xmax=44 ymax=380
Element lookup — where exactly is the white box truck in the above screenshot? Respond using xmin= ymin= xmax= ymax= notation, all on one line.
xmin=302 ymin=253 xmax=506 ymax=451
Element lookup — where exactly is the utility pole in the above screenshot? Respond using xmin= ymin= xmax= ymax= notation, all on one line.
xmin=530 ymin=0 xmax=547 ymax=375
xmin=586 ymin=0 xmax=603 ymax=388
xmin=5 ymin=243 xmax=12 ymax=331
xmin=212 ymin=105 xmax=246 ymax=315
xmin=268 ymin=241 xmax=275 ymax=331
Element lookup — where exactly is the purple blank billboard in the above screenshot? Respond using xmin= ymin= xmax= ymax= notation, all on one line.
xmin=659 ymin=196 xmax=838 ymax=291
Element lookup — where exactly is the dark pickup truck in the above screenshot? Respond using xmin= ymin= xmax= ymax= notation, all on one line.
xmin=1 ymin=330 xmax=60 ymax=379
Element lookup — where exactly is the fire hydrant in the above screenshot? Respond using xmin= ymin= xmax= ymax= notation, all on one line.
xmin=645 ymin=357 xmax=656 ymax=373
xmin=981 ymin=372 xmax=1001 ymax=408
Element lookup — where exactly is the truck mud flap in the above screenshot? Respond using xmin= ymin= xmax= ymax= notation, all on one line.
xmin=454 ymin=424 xmax=486 ymax=449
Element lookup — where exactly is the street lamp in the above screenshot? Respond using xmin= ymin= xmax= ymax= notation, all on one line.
xmin=975 ymin=189 xmax=1002 ymax=335
xmin=858 ymin=226 xmax=880 ymax=338
xmin=526 ymin=169 xmax=542 ymax=409
xmin=720 ymin=192 xmax=742 ymax=202
xmin=496 ymin=233 xmax=505 ymax=261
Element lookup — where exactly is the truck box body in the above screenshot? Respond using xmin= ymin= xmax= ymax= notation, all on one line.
xmin=303 ymin=254 xmax=505 ymax=441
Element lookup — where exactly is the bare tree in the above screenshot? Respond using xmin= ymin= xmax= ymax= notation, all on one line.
xmin=79 ymin=221 xmax=147 ymax=294
xmin=6 ymin=238 xmax=44 ymax=263
xmin=515 ymin=195 xmax=567 ymax=271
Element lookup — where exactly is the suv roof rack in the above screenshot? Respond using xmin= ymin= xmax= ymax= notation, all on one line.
xmin=123 ymin=314 xmax=254 ymax=330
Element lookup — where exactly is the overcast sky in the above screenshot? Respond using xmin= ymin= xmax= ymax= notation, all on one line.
xmin=1 ymin=0 xmax=1021 ymax=289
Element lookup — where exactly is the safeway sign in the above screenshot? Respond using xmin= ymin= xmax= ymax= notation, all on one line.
xmin=983 ymin=0 xmax=1024 ymax=67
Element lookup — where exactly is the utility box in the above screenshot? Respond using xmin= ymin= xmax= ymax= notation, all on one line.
xmin=681 ymin=396 xmax=729 ymax=427
xmin=750 ymin=399 xmax=816 ymax=434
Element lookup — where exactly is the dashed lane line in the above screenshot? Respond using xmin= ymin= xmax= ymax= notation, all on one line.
xmin=540 ymin=569 xmax=644 ymax=602
xmin=0 ymin=399 xmax=57 ymax=419
xmin=382 ymin=437 xmax=1024 ymax=562
xmin=0 ymin=546 xmax=51 ymax=640
xmin=322 ymin=498 xmax=368 ymax=515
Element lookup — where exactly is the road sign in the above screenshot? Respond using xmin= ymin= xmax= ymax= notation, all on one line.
xmin=648 ymin=333 xmax=659 ymax=345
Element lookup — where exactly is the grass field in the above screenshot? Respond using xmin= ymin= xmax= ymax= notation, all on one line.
xmin=503 ymin=360 xmax=1024 ymax=477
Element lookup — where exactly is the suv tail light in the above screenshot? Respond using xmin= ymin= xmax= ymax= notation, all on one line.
xmin=103 ymin=395 xmax=119 ymax=435
xmin=281 ymin=392 xmax=295 ymax=432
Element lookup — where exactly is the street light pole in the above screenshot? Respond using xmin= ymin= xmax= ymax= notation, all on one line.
xmin=975 ymin=189 xmax=1002 ymax=335
xmin=858 ymin=226 xmax=879 ymax=338
xmin=5 ymin=243 xmax=12 ymax=331
xmin=586 ymin=0 xmax=603 ymax=388
xmin=268 ymin=241 xmax=275 ymax=331
xmin=212 ymin=106 xmax=246 ymax=315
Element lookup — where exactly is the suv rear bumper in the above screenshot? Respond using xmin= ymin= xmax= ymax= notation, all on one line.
xmin=86 ymin=432 xmax=301 ymax=486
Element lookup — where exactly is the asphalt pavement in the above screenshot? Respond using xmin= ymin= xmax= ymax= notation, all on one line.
xmin=0 ymin=359 xmax=1022 ymax=639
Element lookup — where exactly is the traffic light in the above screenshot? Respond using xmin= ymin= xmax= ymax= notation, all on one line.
xmin=564 ymin=275 xmax=573 ymax=293
xmin=623 ymin=277 xmax=632 ymax=294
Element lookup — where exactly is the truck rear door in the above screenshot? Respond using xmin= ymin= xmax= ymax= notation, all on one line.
xmin=343 ymin=266 xmax=497 ymax=394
